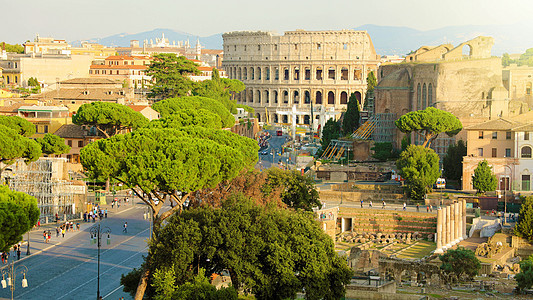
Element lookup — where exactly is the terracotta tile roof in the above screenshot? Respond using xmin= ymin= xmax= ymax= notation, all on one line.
xmin=90 ymin=65 xmax=147 ymax=70
xmin=465 ymin=118 xmax=519 ymax=131
xmin=60 ymin=78 xmax=119 ymax=85
xmin=27 ymin=88 xmax=130 ymax=101
xmin=0 ymin=102 xmax=26 ymax=114
xmin=54 ymin=124 xmax=87 ymax=139
xmin=202 ymin=49 xmax=223 ymax=55
xmin=127 ymin=105 xmax=149 ymax=112
xmin=105 ymin=55 xmax=136 ymax=60
xmin=197 ymin=66 xmax=214 ymax=71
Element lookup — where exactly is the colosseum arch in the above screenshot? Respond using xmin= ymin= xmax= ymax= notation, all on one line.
xmin=256 ymin=90 xmax=261 ymax=103
xmin=328 ymin=91 xmax=335 ymax=104
xmin=462 ymin=44 xmax=473 ymax=57
xmin=265 ymin=67 xmax=270 ymax=80
xmin=341 ymin=67 xmax=349 ymax=80
xmin=293 ymin=91 xmax=300 ymax=104
xmin=283 ymin=90 xmax=289 ymax=103
xmin=251 ymin=68 xmax=255 ymax=80
xmin=294 ymin=67 xmax=300 ymax=80
xmin=274 ymin=90 xmax=279 ymax=103
xmin=316 ymin=91 xmax=323 ymax=104
xmin=316 ymin=67 xmax=323 ymax=80
xmin=256 ymin=113 xmax=261 ymax=122
xmin=304 ymin=91 xmax=311 ymax=104
xmin=243 ymin=68 xmax=247 ymax=80
xmin=354 ymin=91 xmax=362 ymax=106
xmin=264 ymin=90 xmax=270 ymax=103
xmin=340 ymin=91 xmax=348 ymax=104
xmin=247 ymin=89 xmax=253 ymax=102
xmin=238 ymin=67 xmax=241 ymax=80
xmin=257 ymin=67 xmax=262 ymax=80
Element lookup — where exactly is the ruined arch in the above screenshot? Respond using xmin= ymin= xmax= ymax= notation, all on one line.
xmin=417 ymin=83 xmax=421 ymax=110
xmin=257 ymin=67 xmax=262 ymax=80
xmin=422 ymin=83 xmax=427 ymax=108
xmin=264 ymin=90 xmax=269 ymax=103
xmin=462 ymin=44 xmax=473 ymax=57
xmin=428 ymin=83 xmax=433 ymax=107
xmin=256 ymin=89 xmax=261 ymax=103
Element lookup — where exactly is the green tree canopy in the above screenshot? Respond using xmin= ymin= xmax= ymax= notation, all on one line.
xmin=1 ymin=42 xmax=24 ymax=54
xmin=439 ymin=247 xmax=480 ymax=283
xmin=0 ymin=115 xmax=36 ymax=137
xmin=152 ymin=96 xmax=235 ymax=128
xmin=342 ymin=92 xmax=360 ymax=134
xmin=0 ymin=125 xmax=41 ymax=167
xmin=515 ymin=196 xmax=533 ymax=242
xmin=443 ymin=140 xmax=467 ymax=180
xmin=395 ymin=107 xmax=463 ymax=148
xmin=36 ymin=133 xmax=71 ymax=155
xmin=371 ymin=142 xmax=398 ymax=161
xmin=264 ymin=168 xmax=320 ymax=211
xmin=0 ymin=186 xmax=40 ymax=252
xmin=145 ymin=108 xmax=223 ymax=130
xmin=192 ymin=68 xmax=245 ymax=114
xmin=396 ymin=145 xmax=440 ymax=200
xmin=366 ymin=71 xmax=377 ymax=92
xmin=320 ymin=118 xmax=341 ymax=151
xmin=472 ymin=160 xmax=497 ymax=194
xmin=146 ymin=53 xmax=200 ymax=100
xmin=81 ymin=127 xmax=258 ymax=298
xmin=516 ymin=255 xmax=533 ymax=292
xmin=73 ymin=102 xmax=149 ymax=138
xmin=144 ymin=196 xmax=352 ymax=300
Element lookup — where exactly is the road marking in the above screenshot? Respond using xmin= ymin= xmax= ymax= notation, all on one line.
xmin=103 ymin=285 xmax=125 ymax=299
xmin=17 ymin=227 xmax=149 ymax=298
xmin=56 ymin=247 xmax=148 ymax=300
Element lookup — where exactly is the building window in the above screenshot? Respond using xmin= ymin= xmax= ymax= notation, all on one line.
xmin=328 ymin=68 xmax=335 ymax=80
xmin=35 ymin=124 xmax=39 ymax=133
xmin=78 ymin=141 xmax=84 ymax=147
xmin=505 ymin=148 xmax=511 ymax=157
xmin=525 ymin=132 xmax=530 ymax=140
xmin=506 ymin=131 xmax=512 ymax=140
xmin=284 ymin=68 xmax=289 ymax=80
xmin=491 ymin=148 xmax=497 ymax=158
xmin=522 ymin=146 xmax=532 ymax=158
xmin=523 ymin=175 xmax=531 ymax=191
xmin=67 ymin=140 xmax=73 ymax=147
xmin=479 ymin=131 xmax=483 ymax=139
xmin=316 ymin=68 xmax=323 ymax=80
xmin=477 ymin=148 xmax=483 ymax=157
xmin=492 ymin=131 xmax=498 ymax=139
xmin=343 ymin=43 xmax=348 ymax=50
xmin=44 ymin=125 xmax=48 ymax=133
xmin=305 ymin=68 xmax=310 ymax=80
xmin=317 ymin=44 xmax=321 ymax=50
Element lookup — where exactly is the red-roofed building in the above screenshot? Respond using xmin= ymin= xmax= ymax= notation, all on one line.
xmin=127 ymin=105 xmax=160 ymax=121
xmin=89 ymin=56 xmax=152 ymax=88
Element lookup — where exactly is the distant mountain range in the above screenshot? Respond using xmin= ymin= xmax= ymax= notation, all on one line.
xmin=79 ymin=24 xmax=533 ymax=56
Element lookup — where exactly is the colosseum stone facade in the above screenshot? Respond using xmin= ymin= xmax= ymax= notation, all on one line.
xmin=222 ymin=30 xmax=380 ymax=131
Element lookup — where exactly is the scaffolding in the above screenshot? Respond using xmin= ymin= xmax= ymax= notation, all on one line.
xmin=372 ymin=113 xmax=397 ymax=143
xmin=320 ymin=140 xmax=352 ymax=161
xmin=8 ymin=158 xmax=74 ymax=220
xmin=351 ymin=117 xmax=376 ymax=140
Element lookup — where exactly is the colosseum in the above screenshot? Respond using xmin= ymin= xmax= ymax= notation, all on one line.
xmin=222 ymin=30 xmax=380 ymax=131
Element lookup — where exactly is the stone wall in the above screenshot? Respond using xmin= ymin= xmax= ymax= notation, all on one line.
xmin=512 ymin=236 xmax=533 ymax=258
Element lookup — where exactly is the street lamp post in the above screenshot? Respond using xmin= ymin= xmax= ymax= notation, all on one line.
xmin=26 ymin=231 xmax=30 ymax=256
xmin=89 ymin=223 xmax=111 ymax=300
xmin=1 ymin=258 xmax=29 ymax=300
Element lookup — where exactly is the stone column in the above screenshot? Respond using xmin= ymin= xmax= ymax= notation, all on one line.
xmin=450 ymin=203 xmax=456 ymax=246
xmin=435 ymin=207 xmax=444 ymax=254
xmin=445 ymin=205 xmax=452 ymax=249
xmin=462 ymin=199 xmax=468 ymax=239
xmin=455 ymin=201 xmax=461 ymax=244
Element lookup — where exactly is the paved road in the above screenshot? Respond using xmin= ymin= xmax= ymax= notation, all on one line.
xmin=257 ymin=133 xmax=289 ymax=170
xmin=0 ymin=203 xmax=150 ymax=300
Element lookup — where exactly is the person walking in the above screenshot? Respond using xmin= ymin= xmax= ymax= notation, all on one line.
xmin=360 ymin=200 xmax=364 ymax=208
xmin=123 ymin=222 xmax=128 ymax=233
xmin=403 ymin=203 xmax=406 ymax=211
xmin=43 ymin=231 xmax=48 ymax=243
xmin=416 ymin=204 xmax=420 ymax=212
xmin=16 ymin=247 xmax=21 ymax=260
xmin=369 ymin=200 xmax=373 ymax=208
xmin=382 ymin=199 xmax=386 ymax=209
xmin=61 ymin=226 xmax=66 ymax=238
xmin=105 ymin=209 xmax=108 ymax=218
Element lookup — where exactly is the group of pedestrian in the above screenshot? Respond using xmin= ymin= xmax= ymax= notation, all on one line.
xmin=43 ymin=230 xmax=52 ymax=243
xmin=83 ymin=206 xmax=107 ymax=222
xmin=1 ymin=244 xmax=22 ymax=263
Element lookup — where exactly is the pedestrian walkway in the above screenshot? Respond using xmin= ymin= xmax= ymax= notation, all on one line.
xmin=0 ymin=200 xmax=141 ymax=270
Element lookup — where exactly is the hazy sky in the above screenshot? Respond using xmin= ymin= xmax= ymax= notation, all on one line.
xmin=3 ymin=0 xmax=533 ymax=43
